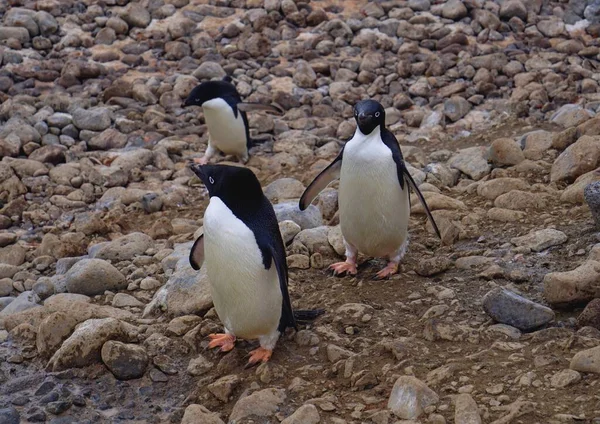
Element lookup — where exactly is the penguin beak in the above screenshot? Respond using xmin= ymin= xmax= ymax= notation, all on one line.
xmin=190 ymin=163 xmax=207 ymax=183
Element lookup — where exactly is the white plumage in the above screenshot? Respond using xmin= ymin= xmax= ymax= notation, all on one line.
xmin=202 ymin=98 xmax=248 ymax=159
xmin=339 ymin=127 xmax=410 ymax=258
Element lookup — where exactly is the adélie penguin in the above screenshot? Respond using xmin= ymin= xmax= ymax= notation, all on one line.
xmin=189 ymin=163 xmax=323 ymax=365
xmin=184 ymin=76 xmax=283 ymax=165
xmin=299 ymin=99 xmax=441 ymax=279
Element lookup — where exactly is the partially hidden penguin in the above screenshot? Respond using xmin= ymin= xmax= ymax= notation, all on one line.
xmin=189 ymin=163 xmax=324 ymax=365
xmin=299 ymin=99 xmax=441 ymax=279
xmin=184 ymin=76 xmax=282 ymax=165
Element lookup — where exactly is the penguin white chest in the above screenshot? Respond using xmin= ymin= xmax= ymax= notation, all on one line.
xmin=338 ymin=130 xmax=410 ymax=257
xmin=203 ymin=197 xmax=282 ymax=339
xmin=202 ymin=98 xmax=247 ymax=156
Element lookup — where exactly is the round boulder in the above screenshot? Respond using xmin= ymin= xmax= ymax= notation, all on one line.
xmin=101 ymin=341 xmax=149 ymax=380
xmin=64 ymin=259 xmax=126 ymax=296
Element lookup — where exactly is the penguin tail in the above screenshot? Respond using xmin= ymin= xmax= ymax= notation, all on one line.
xmin=293 ymin=309 xmax=325 ymax=324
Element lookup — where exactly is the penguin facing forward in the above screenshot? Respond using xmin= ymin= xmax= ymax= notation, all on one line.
xmin=189 ymin=164 xmax=323 ymax=365
xmin=184 ymin=76 xmax=282 ymax=165
xmin=299 ymin=100 xmax=441 ymax=279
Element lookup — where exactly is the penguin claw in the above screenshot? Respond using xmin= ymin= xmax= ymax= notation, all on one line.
xmin=208 ymin=333 xmax=236 ymax=352
xmin=247 ymin=347 xmax=272 ymax=366
xmin=329 ymin=261 xmax=357 ymax=276
xmin=374 ymin=263 xmax=399 ymax=279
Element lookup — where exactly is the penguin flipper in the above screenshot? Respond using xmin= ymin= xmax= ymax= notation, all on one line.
xmin=237 ymin=102 xmax=284 ymax=115
xmin=403 ymin=168 xmax=441 ymax=239
xmin=380 ymin=128 xmax=441 ymax=239
xmin=299 ymin=148 xmax=344 ymax=210
xmin=189 ymin=234 xmax=205 ymax=270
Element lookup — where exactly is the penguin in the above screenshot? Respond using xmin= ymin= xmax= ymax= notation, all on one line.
xmin=184 ymin=76 xmax=283 ymax=165
xmin=189 ymin=163 xmax=323 ymax=365
xmin=298 ymin=99 xmax=441 ymax=279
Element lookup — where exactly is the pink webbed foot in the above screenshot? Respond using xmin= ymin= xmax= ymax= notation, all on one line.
xmin=247 ymin=347 xmax=273 ymax=366
xmin=375 ymin=262 xmax=399 ymax=280
xmin=208 ymin=333 xmax=236 ymax=352
xmin=329 ymin=261 xmax=358 ymax=276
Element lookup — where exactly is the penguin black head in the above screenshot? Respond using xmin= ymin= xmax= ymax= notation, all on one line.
xmin=353 ymin=100 xmax=386 ymax=135
xmin=190 ymin=164 xmax=263 ymax=210
xmin=184 ymin=76 xmax=240 ymax=107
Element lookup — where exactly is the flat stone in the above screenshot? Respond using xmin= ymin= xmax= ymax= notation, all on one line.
xmin=483 ymin=288 xmax=555 ymax=331
xmin=388 ymin=376 xmax=439 ymax=420
xmin=101 ymin=341 xmax=149 ymax=380
xmin=510 ymin=229 xmax=568 ymax=252
xmin=544 ymin=260 xmax=600 ymax=306
xmin=181 ymin=405 xmax=225 ymax=424
xmin=229 ymin=388 xmax=286 ymax=422
xmin=64 ymin=259 xmax=126 ymax=296
xmin=570 ymin=345 xmax=600 ymax=374
xmin=550 ymin=369 xmax=581 ymax=388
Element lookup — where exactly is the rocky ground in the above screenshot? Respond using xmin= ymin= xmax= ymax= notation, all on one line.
xmin=1 ymin=0 xmax=600 ymax=423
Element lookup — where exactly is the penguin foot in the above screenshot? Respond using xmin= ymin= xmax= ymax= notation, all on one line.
xmin=329 ymin=261 xmax=357 ymax=276
xmin=247 ymin=347 xmax=272 ymax=365
xmin=194 ymin=156 xmax=209 ymax=165
xmin=374 ymin=262 xmax=399 ymax=279
xmin=208 ymin=333 xmax=236 ymax=352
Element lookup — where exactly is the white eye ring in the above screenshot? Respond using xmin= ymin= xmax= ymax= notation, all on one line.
xmin=209 ymin=176 xmax=215 ymax=184
xmin=375 ymin=112 xmax=380 ymax=118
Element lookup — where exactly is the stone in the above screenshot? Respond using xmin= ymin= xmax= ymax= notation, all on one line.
xmin=454 ymin=394 xmax=482 ymax=424
xmin=122 ymin=3 xmax=151 ymax=28
xmin=144 ymin=242 xmax=212 ymax=317
xmin=444 ymin=96 xmax=471 ymax=122
xmin=0 ymin=291 xmax=39 ymax=317
xmin=477 ymin=178 xmax=529 ymax=200
xmin=441 ymin=0 xmax=468 ymax=20
xmin=490 ymin=138 xmax=525 ymax=166
xmin=0 ymin=27 xmax=30 ymax=44
xmin=88 ymin=129 xmax=127 ymax=151
xmin=585 ymin=181 xmax=600 ymax=227
xmin=264 ymin=178 xmax=305 ymax=203
xmin=544 ymin=261 xmax=600 ymax=306
xmin=281 ymin=404 xmax=320 ymax=424
xmin=537 ymin=19 xmax=565 ymax=37
xmin=187 ymin=354 xmax=213 ymax=376
xmin=415 ymin=256 xmax=454 ymax=277
xmin=279 ymin=220 xmax=301 ymax=244
xmin=229 ymin=388 xmax=286 ymax=422
xmin=0 ymin=244 xmax=26 ymax=266
xmin=112 ymin=293 xmax=144 ymax=308
xmin=0 ymin=278 xmax=12 ymax=296
xmin=274 ymin=202 xmax=324 ymax=230
xmin=36 ymin=311 xmax=78 ymax=357
xmin=483 ymin=288 xmax=555 ymax=331
xmin=101 ymin=341 xmax=149 ymax=380
xmin=511 ymin=229 xmax=568 ymax=252
xmin=192 ymin=62 xmax=226 ymax=80
xmin=90 ymin=232 xmax=153 ymax=262
xmin=551 ymin=136 xmax=600 ymax=183
xmin=570 ymin=345 xmax=600 ymax=374
xmin=64 ymin=259 xmax=126 ymax=296
xmin=47 ymin=318 xmax=129 ymax=371
xmin=447 ymin=147 xmax=490 ymax=180
xmin=499 ymin=0 xmax=527 ymax=20
xmin=0 ymin=407 xmax=20 ymax=424
xmin=72 ymin=108 xmax=111 ymax=132
xmin=208 ymin=374 xmax=241 ymax=402
xmin=182 ymin=405 xmax=225 ymax=424
xmin=293 ymin=60 xmax=317 ymax=89
xmin=388 ymin=376 xmax=439 ymax=420
xmin=494 ymin=190 xmax=547 ymax=211
xmin=551 ymin=105 xmax=593 ymax=128
xmin=551 ymin=369 xmax=581 ymax=388
xmin=577 ymin=298 xmax=600 ymax=329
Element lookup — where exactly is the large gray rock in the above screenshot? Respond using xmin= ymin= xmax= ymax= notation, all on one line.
xmin=544 ymin=260 xmax=600 ymax=306
xmin=551 ymin=136 xmax=600 ymax=183
xmin=570 ymin=345 xmax=600 ymax=374
xmin=585 ymin=181 xmax=600 ymax=228
xmin=483 ymin=288 xmax=555 ymax=331
xmin=143 ymin=242 xmax=212 ymax=317
xmin=0 ymin=244 xmax=26 ymax=266
xmin=89 ymin=232 xmax=153 ymax=262
xmin=229 ymin=388 xmax=286 ymax=422
xmin=274 ymin=202 xmax=323 ymax=230
xmin=182 ymin=405 xmax=225 ymax=424
xmin=72 ymin=108 xmax=111 ymax=131
xmin=65 ymin=259 xmax=127 ymax=296
xmin=448 ymin=147 xmax=491 ymax=180
xmin=101 ymin=341 xmax=149 ymax=380
xmin=0 ymin=291 xmax=39 ymax=316
xmin=0 ymin=407 xmax=20 ymax=424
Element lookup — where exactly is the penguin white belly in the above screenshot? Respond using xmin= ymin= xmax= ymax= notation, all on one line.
xmin=338 ymin=134 xmax=410 ymax=258
xmin=203 ymin=197 xmax=282 ymax=340
xmin=202 ymin=98 xmax=247 ymax=156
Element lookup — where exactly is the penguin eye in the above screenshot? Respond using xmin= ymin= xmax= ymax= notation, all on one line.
xmin=209 ymin=176 xmax=215 ymax=184
xmin=375 ymin=112 xmax=380 ymax=118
